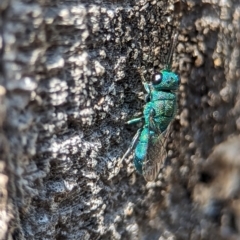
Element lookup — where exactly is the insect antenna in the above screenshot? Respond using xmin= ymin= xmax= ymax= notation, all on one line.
xmin=166 ymin=32 xmax=179 ymax=71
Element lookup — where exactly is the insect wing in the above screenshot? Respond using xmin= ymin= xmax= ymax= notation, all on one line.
xmin=142 ymin=126 xmax=171 ymax=182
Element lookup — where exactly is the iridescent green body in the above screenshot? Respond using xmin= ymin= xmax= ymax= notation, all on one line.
xmin=144 ymin=88 xmax=177 ymax=133
xmin=133 ymin=70 xmax=179 ymax=178
xmin=120 ymin=33 xmax=180 ymax=181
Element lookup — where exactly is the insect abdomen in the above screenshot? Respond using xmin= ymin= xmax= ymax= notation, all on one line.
xmin=134 ymin=127 xmax=149 ymax=174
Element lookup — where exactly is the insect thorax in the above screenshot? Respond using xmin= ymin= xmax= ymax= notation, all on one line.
xmin=143 ymin=91 xmax=177 ymax=133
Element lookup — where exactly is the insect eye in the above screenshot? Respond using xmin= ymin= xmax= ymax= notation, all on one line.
xmin=152 ymin=73 xmax=162 ymax=85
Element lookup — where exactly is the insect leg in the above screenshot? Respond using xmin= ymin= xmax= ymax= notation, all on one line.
xmin=126 ymin=117 xmax=143 ymax=125
xmin=125 ymin=84 xmax=150 ymax=125
xmin=148 ymin=107 xmax=168 ymax=144
xmin=143 ymin=83 xmax=151 ymax=94
xmin=148 ymin=108 xmax=160 ymax=133
xmin=118 ymin=128 xmax=141 ymax=167
xmin=143 ymin=83 xmax=151 ymax=102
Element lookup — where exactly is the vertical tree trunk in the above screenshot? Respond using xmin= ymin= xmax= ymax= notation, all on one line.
xmin=1 ymin=0 xmax=240 ymax=239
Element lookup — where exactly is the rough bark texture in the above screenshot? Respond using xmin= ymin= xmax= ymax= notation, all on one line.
xmin=1 ymin=0 xmax=240 ymax=239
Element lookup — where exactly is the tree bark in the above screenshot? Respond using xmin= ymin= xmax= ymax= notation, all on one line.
xmin=1 ymin=0 xmax=240 ymax=239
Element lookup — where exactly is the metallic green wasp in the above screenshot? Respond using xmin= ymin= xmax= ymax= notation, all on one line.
xmin=120 ymin=33 xmax=180 ymax=182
